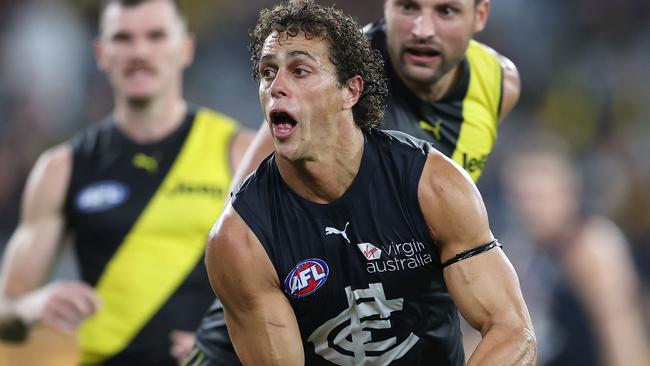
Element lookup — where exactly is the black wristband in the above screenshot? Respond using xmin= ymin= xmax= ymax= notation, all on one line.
xmin=441 ymin=239 xmax=502 ymax=268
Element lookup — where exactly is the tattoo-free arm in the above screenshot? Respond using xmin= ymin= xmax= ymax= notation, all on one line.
xmin=567 ymin=218 xmax=650 ymax=366
xmin=418 ymin=151 xmax=536 ymax=365
xmin=0 ymin=145 xmax=100 ymax=341
xmin=205 ymin=205 xmax=303 ymax=365
xmin=498 ymin=55 xmax=520 ymax=122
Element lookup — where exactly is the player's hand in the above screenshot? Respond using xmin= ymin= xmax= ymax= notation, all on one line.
xmin=15 ymin=281 xmax=101 ymax=335
xmin=169 ymin=329 xmax=197 ymax=365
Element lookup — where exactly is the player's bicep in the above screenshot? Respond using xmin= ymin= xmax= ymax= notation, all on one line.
xmin=0 ymin=145 xmax=71 ymax=297
xmin=417 ymin=152 xmax=493 ymax=263
xmin=443 ymin=247 xmax=528 ymax=334
xmin=205 ymin=206 xmax=303 ymax=365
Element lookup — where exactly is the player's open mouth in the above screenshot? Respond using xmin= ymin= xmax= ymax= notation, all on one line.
xmin=405 ymin=47 xmax=440 ymax=63
xmin=270 ymin=111 xmax=298 ymax=140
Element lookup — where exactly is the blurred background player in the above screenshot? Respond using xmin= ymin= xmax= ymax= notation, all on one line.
xmin=501 ymin=133 xmax=649 ymax=366
xmin=0 ymin=0 xmax=252 ymax=365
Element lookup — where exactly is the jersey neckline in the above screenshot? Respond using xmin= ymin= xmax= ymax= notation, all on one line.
xmin=273 ymin=130 xmax=377 ymax=218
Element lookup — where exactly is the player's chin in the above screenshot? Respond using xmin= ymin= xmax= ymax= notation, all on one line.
xmin=125 ymin=93 xmax=155 ymax=106
xmin=402 ymin=65 xmax=440 ymax=85
xmin=122 ymin=82 xmax=158 ymax=99
xmin=275 ymin=142 xmax=302 ymax=163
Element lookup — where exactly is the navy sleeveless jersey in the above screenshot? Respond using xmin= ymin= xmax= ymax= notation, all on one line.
xmin=231 ymin=129 xmax=464 ymax=365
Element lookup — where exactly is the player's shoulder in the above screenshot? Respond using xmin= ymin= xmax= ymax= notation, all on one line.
xmin=35 ymin=143 xmax=73 ymax=175
xmin=206 ymin=205 xmax=258 ymax=278
xmin=24 ymin=143 xmax=73 ymax=207
xmin=193 ymin=104 xmax=241 ymax=128
xmin=467 ymin=40 xmax=521 ymax=120
xmin=420 ymin=147 xmax=479 ymax=204
xmin=468 ymin=40 xmax=517 ymax=72
xmin=206 ymin=204 xmax=271 ymax=281
xmin=577 ymin=216 xmax=631 ymax=260
xmin=370 ymin=128 xmax=432 ymax=155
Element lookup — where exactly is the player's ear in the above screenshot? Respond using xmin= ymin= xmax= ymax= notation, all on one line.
xmin=180 ymin=32 xmax=196 ymax=68
xmin=342 ymin=75 xmax=364 ymax=110
xmin=474 ymin=0 xmax=490 ymax=33
xmin=95 ymin=38 xmax=109 ymax=72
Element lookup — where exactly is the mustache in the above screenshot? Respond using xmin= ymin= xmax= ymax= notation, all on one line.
xmin=124 ymin=61 xmax=157 ymax=75
xmin=403 ymin=38 xmax=440 ymax=48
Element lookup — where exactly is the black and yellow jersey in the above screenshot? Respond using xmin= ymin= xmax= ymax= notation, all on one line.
xmin=64 ymin=105 xmax=239 ymax=365
xmin=367 ymin=20 xmax=503 ymax=182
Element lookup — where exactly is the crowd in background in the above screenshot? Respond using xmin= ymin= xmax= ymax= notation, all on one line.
xmin=0 ymin=0 xmax=649 ymax=363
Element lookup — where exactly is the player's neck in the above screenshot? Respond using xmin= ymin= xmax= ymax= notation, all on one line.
xmin=113 ymin=92 xmax=187 ymax=144
xmin=277 ymin=122 xmax=364 ymax=204
xmin=407 ymin=64 xmax=461 ymax=102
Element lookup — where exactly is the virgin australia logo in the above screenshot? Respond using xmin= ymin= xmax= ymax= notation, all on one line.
xmin=308 ymin=283 xmax=419 ymax=365
xmin=325 ymin=222 xmax=350 ymax=243
xmin=357 ymin=242 xmax=382 ymax=260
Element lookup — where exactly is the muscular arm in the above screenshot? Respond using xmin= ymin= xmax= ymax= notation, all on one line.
xmin=0 ymin=145 xmax=100 ymax=341
xmin=418 ymin=152 xmax=536 ymax=365
xmin=498 ymin=55 xmax=520 ymax=122
xmin=205 ymin=205 xmax=303 ymax=365
xmin=566 ymin=218 xmax=649 ymax=366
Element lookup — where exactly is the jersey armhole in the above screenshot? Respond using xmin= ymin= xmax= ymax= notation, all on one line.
xmin=232 ymin=199 xmax=283 ymax=284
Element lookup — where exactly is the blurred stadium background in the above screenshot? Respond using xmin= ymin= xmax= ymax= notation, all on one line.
xmin=0 ymin=0 xmax=648 ymax=364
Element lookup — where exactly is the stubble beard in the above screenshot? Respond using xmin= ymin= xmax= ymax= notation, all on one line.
xmin=398 ymin=55 xmax=453 ymax=88
xmin=126 ymin=96 xmax=153 ymax=110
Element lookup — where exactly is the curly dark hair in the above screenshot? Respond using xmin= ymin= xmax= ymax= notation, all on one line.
xmin=250 ymin=0 xmax=388 ymax=130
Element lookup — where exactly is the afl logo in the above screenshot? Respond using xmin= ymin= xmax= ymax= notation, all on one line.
xmin=284 ymin=258 xmax=329 ymax=298
xmin=76 ymin=181 xmax=129 ymax=213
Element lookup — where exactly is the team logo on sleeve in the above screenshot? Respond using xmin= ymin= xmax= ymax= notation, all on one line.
xmin=284 ymin=258 xmax=329 ymax=298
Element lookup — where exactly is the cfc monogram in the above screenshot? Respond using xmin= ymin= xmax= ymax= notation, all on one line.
xmin=308 ymin=283 xmax=419 ymax=365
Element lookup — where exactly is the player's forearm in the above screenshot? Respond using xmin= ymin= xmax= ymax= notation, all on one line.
xmin=467 ymin=324 xmax=536 ymax=366
xmin=229 ymin=319 xmax=304 ymax=366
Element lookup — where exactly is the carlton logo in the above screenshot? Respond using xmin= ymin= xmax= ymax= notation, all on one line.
xmin=284 ymin=258 xmax=329 ymax=298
